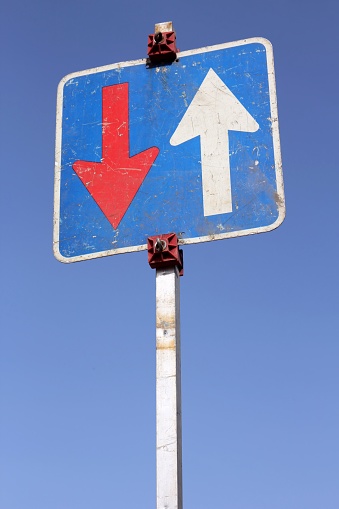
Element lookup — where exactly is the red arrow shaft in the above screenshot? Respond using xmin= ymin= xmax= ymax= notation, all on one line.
xmin=102 ymin=84 xmax=129 ymax=160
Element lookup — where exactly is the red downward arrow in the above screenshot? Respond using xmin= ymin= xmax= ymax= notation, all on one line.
xmin=73 ymin=83 xmax=159 ymax=229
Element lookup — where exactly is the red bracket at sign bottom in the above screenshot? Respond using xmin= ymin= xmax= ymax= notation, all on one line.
xmin=148 ymin=233 xmax=184 ymax=276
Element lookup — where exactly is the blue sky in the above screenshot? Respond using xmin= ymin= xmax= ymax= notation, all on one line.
xmin=1 ymin=1 xmax=338 ymax=508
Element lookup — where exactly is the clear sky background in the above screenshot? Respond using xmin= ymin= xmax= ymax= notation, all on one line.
xmin=1 ymin=1 xmax=338 ymax=508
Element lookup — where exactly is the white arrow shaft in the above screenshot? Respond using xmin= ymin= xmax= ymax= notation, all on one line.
xmin=200 ymin=127 xmax=232 ymax=216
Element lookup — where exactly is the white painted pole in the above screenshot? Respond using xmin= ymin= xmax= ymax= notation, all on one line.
xmin=156 ymin=265 xmax=182 ymax=509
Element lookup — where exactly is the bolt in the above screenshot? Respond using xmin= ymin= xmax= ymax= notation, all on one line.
xmin=154 ymin=32 xmax=163 ymax=44
xmin=154 ymin=238 xmax=166 ymax=252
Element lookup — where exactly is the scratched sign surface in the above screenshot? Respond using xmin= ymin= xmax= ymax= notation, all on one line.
xmin=54 ymin=37 xmax=285 ymax=262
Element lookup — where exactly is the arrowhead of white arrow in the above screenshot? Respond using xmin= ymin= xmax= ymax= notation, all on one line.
xmin=170 ymin=68 xmax=259 ymax=145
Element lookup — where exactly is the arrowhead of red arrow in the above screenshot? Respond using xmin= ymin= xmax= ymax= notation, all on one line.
xmin=73 ymin=83 xmax=159 ymax=230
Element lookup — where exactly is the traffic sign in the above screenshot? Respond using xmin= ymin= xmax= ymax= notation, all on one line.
xmin=54 ymin=37 xmax=285 ymax=262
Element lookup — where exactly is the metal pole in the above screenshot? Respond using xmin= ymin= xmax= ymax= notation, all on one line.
xmin=156 ymin=265 xmax=182 ymax=509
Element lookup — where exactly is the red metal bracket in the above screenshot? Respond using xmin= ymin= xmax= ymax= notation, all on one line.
xmin=147 ymin=22 xmax=178 ymax=65
xmin=148 ymin=233 xmax=184 ymax=276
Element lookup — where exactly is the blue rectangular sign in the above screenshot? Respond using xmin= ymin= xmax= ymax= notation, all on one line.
xmin=54 ymin=37 xmax=285 ymax=262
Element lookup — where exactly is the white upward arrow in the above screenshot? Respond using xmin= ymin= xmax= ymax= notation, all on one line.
xmin=170 ymin=68 xmax=259 ymax=216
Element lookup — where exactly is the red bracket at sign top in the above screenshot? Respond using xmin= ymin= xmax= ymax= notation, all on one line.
xmin=73 ymin=83 xmax=159 ymax=230
xmin=148 ymin=233 xmax=184 ymax=276
xmin=147 ymin=31 xmax=178 ymax=64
